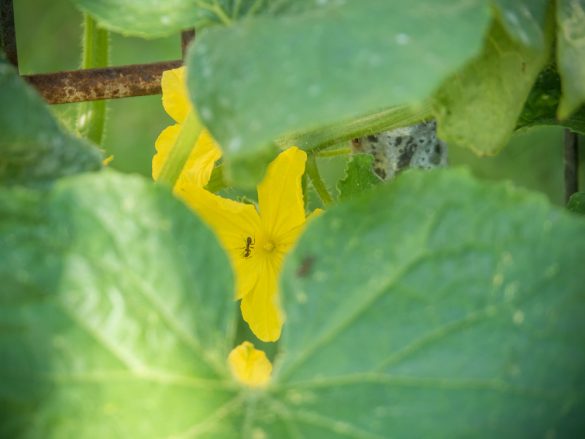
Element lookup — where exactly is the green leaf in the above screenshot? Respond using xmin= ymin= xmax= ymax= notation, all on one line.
xmin=187 ymin=0 xmax=491 ymax=186
xmin=0 ymin=62 xmax=103 ymax=186
xmin=434 ymin=18 xmax=552 ymax=156
xmin=337 ymin=154 xmax=381 ymax=201
xmin=269 ymin=169 xmax=585 ymax=437
xmin=492 ymin=0 xmax=549 ymax=49
xmin=556 ymin=0 xmax=585 ymax=119
xmin=69 ymin=0 xmax=281 ymax=38
xmin=517 ymin=65 xmax=585 ymax=134
xmin=69 ymin=0 xmax=220 ymax=37
xmin=0 ymin=171 xmax=239 ymax=438
xmin=3 ymin=168 xmax=585 ymax=436
xmin=568 ymin=191 xmax=585 ymax=215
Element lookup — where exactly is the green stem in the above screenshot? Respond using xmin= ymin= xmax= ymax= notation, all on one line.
xmin=301 ymin=172 xmax=308 ymax=211
xmin=245 ymin=0 xmax=265 ymax=18
xmin=76 ymin=14 xmax=110 ymax=145
xmin=306 ymin=154 xmax=333 ymax=207
xmin=157 ymin=112 xmax=203 ymax=188
xmin=276 ymin=103 xmax=432 ymax=152
xmin=212 ymin=0 xmax=233 ymax=25
xmin=232 ymin=0 xmax=243 ymax=18
xmin=316 ymin=146 xmax=352 ymax=158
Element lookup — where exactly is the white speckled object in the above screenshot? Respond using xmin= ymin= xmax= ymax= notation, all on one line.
xmin=351 ymin=120 xmax=448 ymax=180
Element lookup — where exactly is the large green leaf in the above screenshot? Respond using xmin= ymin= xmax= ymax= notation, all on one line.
xmin=187 ymin=0 xmax=491 ymax=186
xmin=2 ymin=169 xmax=584 ymax=436
xmin=0 ymin=171 xmax=239 ymax=438
xmin=267 ymin=169 xmax=585 ymax=437
xmin=434 ymin=18 xmax=552 ymax=156
xmin=556 ymin=0 xmax=585 ymax=119
xmin=492 ymin=0 xmax=549 ymax=49
xmin=0 ymin=62 xmax=103 ymax=186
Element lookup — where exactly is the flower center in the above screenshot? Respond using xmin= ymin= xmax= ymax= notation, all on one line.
xmin=263 ymin=240 xmax=276 ymax=252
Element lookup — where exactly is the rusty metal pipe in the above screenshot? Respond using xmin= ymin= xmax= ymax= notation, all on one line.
xmin=22 ymin=60 xmax=183 ymax=104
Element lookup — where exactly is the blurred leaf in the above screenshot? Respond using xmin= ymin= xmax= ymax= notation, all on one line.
xmin=556 ymin=0 xmax=585 ymax=119
xmin=70 ymin=0 xmax=224 ymax=37
xmin=518 ymin=66 xmax=585 ymax=135
xmin=0 ymin=171 xmax=238 ymax=438
xmin=188 ymin=0 xmax=491 ymax=186
xmin=2 ymin=169 xmax=584 ymax=436
xmin=492 ymin=0 xmax=548 ymax=49
xmin=568 ymin=191 xmax=585 ymax=214
xmin=274 ymin=169 xmax=585 ymax=437
xmin=68 ymin=0 xmax=330 ymax=38
xmin=337 ymin=154 xmax=381 ymax=201
xmin=0 ymin=62 xmax=103 ymax=186
xmin=434 ymin=18 xmax=552 ymax=156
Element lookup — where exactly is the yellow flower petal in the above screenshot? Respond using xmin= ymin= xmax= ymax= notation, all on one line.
xmin=183 ymin=188 xmax=261 ymax=251
xmin=232 ymin=254 xmax=261 ymax=300
xmin=228 ymin=341 xmax=272 ymax=387
xmin=275 ymin=207 xmax=323 ymax=250
xmin=176 ymin=130 xmax=222 ymax=191
xmin=182 ymin=187 xmax=263 ymax=300
xmin=153 ymin=124 xmax=181 ymax=181
xmin=240 ymin=257 xmax=283 ymax=342
xmin=153 ymin=126 xmax=222 ymax=194
xmin=161 ymin=66 xmax=190 ymax=123
xmin=278 ymin=207 xmax=323 ymax=248
xmin=257 ymin=146 xmax=307 ymax=239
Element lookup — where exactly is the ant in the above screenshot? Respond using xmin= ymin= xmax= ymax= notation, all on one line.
xmin=241 ymin=236 xmax=255 ymax=258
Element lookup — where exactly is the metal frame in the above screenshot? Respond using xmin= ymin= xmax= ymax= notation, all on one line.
xmin=0 ymin=0 xmax=580 ymax=201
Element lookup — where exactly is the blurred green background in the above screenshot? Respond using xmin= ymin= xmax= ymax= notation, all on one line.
xmin=14 ymin=0 xmax=584 ymax=206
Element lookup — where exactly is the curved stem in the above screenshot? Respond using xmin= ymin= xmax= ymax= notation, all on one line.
xmin=157 ymin=112 xmax=203 ymax=188
xmin=306 ymin=154 xmax=333 ymax=207
xmin=76 ymin=14 xmax=109 ymax=145
xmin=316 ymin=146 xmax=352 ymax=158
xmin=277 ymin=103 xmax=432 ymax=152
xmin=301 ymin=172 xmax=308 ymax=211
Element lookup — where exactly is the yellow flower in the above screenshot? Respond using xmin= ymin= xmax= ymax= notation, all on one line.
xmin=153 ymin=67 xmax=318 ymax=342
xmin=228 ymin=341 xmax=272 ymax=387
xmin=152 ymin=66 xmax=222 ymax=196
xmin=183 ymin=146 xmax=314 ymax=342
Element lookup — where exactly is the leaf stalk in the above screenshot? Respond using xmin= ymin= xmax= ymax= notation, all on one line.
xmin=76 ymin=14 xmax=109 ymax=145
xmin=306 ymin=154 xmax=333 ymax=207
xmin=157 ymin=112 xmax=203 ymax=188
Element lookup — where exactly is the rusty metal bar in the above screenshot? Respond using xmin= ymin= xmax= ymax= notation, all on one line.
xmin=22 ymin=60 xmax=182 ymax=104
xmin=181 ymin=29 xmax=195 ymax=60
xmin=564 ymin=128 xmax=579 ymax=203
xmin=0 ymin=0 xmax=18 ymax=69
